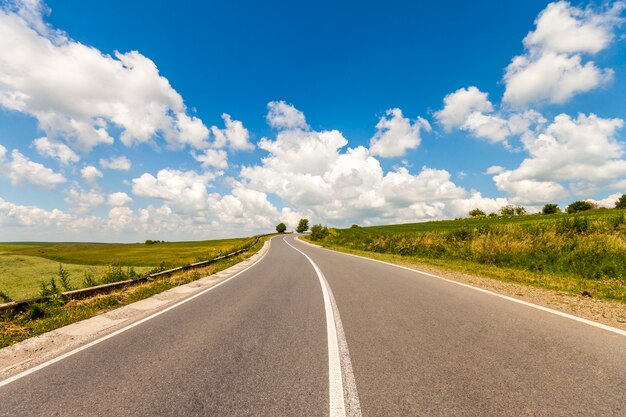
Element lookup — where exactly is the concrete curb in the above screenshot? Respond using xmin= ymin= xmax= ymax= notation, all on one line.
xmin=0 ymin=239 xmax=272 ymax=381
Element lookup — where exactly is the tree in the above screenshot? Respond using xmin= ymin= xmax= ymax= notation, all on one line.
xmin=469 ymin=208 xmax=486 ymax=217
xmin=542 ymin=203 xmax=560 ymax=214
xmin=615 ymin=194 xmax=626 ymax=209
xmin=296 ymin=218 xmax=309 ymax=233
xmin=275 ymin=222 xmax=287 ymax=233
xmin=499 ymin=205 xmax=516 ymax=216
xmin=514 ymin=206 xmax=526 ymax=216
xmin=566 ymin=200 xmax=595 ymax=214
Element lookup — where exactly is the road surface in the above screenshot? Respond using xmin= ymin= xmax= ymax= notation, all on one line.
xmin=0 ymin=235 xmax=624 ymax=416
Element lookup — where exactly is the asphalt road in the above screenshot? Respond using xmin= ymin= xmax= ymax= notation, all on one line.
xmin=1 ymin=235 xmax=624 ymax=416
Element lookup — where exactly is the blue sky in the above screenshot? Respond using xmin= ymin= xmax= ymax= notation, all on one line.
xmin=0 ymin=0 xmax=625 ymax=242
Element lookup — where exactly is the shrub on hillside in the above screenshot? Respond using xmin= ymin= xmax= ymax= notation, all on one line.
xmin=469 ymin=208 xmax=486 ymax=217
xmin=566 ymin=200 xmax=595 ymax=214
xmin=310 ymin=224 xmax=329 ymax=241
xmin=542 ymin=203 xmax=560 ymax=214
xmin=615 ymin=194 xmax=626 ymax=209
xmin=499 ymin=205 xmax=516 ymax=216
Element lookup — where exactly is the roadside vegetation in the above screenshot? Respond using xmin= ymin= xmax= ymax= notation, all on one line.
xmin=0 ymin=237 xmax=254 ymax=301
xmin=0 ymin=237 xmax=267 ymax=348
xmin=305 ymin=200 xmax=626 ymax=304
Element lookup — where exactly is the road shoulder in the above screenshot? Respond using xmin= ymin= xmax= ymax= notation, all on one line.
xmin=296 ymin=237 xmax=626 ymax=331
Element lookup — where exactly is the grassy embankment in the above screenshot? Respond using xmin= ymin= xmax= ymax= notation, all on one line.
xmin=0 ymin=238 xmax=252 ymax=300
xmin=0 ymin=236 xmax=268 ymax=348
xmin=306 ymin=210 xmax=626 ymax=303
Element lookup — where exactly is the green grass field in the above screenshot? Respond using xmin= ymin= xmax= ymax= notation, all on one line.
xmin=0 ymin=237 xmax=268 ymax=348
xmin=309 ymin=209 xmax=626 ymax=303
xmin=0 ymin=237 xmax=254 ymax=301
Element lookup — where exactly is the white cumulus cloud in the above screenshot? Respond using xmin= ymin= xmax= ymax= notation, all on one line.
xmin=32 ymin=137 xmax=80 ymax=165
xmin=108 ymin=192 xmax=133 ymax=207
xmin=369 ymin=108 xmax=431 ymax=158
xmin=192 ymin=148 xmax=228 ymax=169
xmin=239 ymin=103 xmax=502 ymax=225
xmin=435 ymin=87 xmax=546 ymax=145
xmin=80 ymin=165 xmax=103 ymax=183
xmin=434 ymin=87 xmax=494 ymax=131
xmin=0 ymin=145 xmax=66 ymax=188
xmin=0 ymin=1 xmax=209 ymax=151
xmin=266 ymin=101 xmax=308 ymax=130
xmin=503 ymin=1 xmax=624 ymax=107
xmin=100 ymin=156 xmax=131 ymax=171
xmin=131 ymin=168 xmax=221 ymax=212
xmin=490 ymin=113 xmax=626 ymax=203
xmin=211 ymin=113 xmax=254 ymax=151
xmin=64 ymin=186 xmax=105 ymax=214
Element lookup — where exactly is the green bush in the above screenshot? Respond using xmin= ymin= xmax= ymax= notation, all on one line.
xmin=542 ymin=203 xmax=560 ymax=214
xmin=276 ymin=222 xmax=287 ymax=233
xmin=469 ymin=208 xmax=486 ymax=217
xmin=566 ymin=200 xmax=595 ymax=213
xmin=615 ymin=194 xmax=626 ymax=209
xmin=310 ymin=224 xmax=329 ymax=241
xmin=499 ymin=205 xmax=516 ymax=216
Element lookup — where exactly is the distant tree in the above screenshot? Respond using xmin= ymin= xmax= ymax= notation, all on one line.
xmin=542 ymin=203 xmax=560 ymax=214
xmin=296 ymin=218 xmax=309 ymax=233
xmin=499 ymin=205 xmax=516 ymax=216
xmin=566 ymin=200 xmax=595 ymax=214
xmin=310 ymin=224 xmax=329 ymax=241
xmin=469 ymin=208 xmax=486 ymax=217
xmin=514 ymin=206 xmax=527 ymax=216
xmin=488 ymin=212 xmax=498 ymax=217
xmin=350 ymin=224 xmax=359 ymax=228
xmin=275 ymin=222 xmax=287 ymax=234
xmin=615 ymin=194 xmax=626 ymax=209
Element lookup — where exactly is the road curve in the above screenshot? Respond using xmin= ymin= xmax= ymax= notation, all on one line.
xmin=0 ymin=234 xmax=624 ymax=416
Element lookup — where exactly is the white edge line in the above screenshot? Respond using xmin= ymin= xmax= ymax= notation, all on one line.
xmin=295 ymin=236 xmax=626 ymax=337
xmin=0 ymin=238 xmax=273 ymax=388
xmin=284 ymin=236 xmax=362 ymax=417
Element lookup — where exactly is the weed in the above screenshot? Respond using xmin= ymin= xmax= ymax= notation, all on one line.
xmin=58 ymin=264 xmax=73 ymax=291
xmin=82 ymin=271 xmax=98 ymax=287
xmin=0 ymin=290 xmax=11 ymax=303
xmin=48 ymin=294 xmax=64 ymax=306
xmin=39 ymin=278 xmax=60 ymax=297
xmin=27 ymin=303 xmax=46 ymax=320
